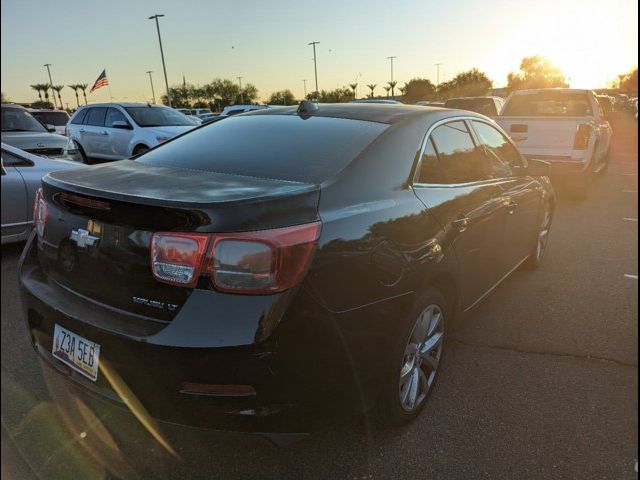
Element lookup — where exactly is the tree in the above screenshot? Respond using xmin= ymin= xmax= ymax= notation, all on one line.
xmin=401 ymin=78 xmax=436 ymax=103
xmin=387 ymin=80 xmax=398 ymax=97
xmin=349 ymin=83 xmax=358 ymax=99
xmin=269 ymin=90 xmax=296 ymax=105
xmin=616 ymin=68 xmax=638 ymax=92
xmin=52 ymin=85 xmax=64 ymax=109
xmin=437 ymin=68 xmax=493 ymax=100
xmin=68 ymin=84 xmax=82 ymax=107
xmin=1 ymin=92 xmax=8 ymax=103
xmin=78 ymin=84 xmax=88 ymax=105
xmin=383 ymin=85 xmax=391 ymax=98
xmin=30 ymin=84 xmax=45 ymax=102
xmin=367 ymin=84 xmax=377 ymax=98
xmin=316 ymin=87 xmax=353 ymax=103
xmin=507 ymin=55 xmax=568 ymax=91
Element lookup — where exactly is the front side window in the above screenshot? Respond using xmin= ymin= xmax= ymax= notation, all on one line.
xmin=85 ymin=107 xmax=107 ymax=127
xmin=430 ymin=121 xmax=487 ymax=183
xmin=1 ymin=108 xmax=47 ymax=133
xmin=104 ymin=108 xmax=128 ymax=128
xmin=472 ymin=121 xmax=522 ymax=177
xmin=124 ymin=106 xmax=192 ymax=127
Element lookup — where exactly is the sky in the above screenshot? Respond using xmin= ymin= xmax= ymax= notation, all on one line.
xmin=1 ymin=0 xmax=638 ymax=105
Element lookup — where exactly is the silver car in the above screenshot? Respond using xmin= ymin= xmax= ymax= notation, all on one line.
xmin=1 ymin=143 xmax=82 ymax=244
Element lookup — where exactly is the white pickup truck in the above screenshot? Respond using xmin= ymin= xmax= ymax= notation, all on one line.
xmin=496 ymin=89 xmax=612 ymax=199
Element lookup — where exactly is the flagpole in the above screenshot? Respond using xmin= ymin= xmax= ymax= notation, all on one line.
xmin=108 ymin=85 xmax=114 ymax=101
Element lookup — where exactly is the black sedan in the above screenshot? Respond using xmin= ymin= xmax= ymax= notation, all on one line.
xmin=19 ymin=102 xmax=555 ymax=433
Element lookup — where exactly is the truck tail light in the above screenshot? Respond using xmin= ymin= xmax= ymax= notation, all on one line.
xmin=150 ymin=222 xmax=322 ymax=294
xmin=150 ymin=233 xmax=210 ymax=287
xmin=33 ymin=188 xmax=48 ymax=237
xmin=573 ymin=124 xmax=591 ymax=150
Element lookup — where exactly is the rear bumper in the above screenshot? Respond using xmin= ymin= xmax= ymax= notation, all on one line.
xmin=18 ymin=232 xmax=387 ymax=433
xmin=523 ymin=155 xmax=591 ymax=176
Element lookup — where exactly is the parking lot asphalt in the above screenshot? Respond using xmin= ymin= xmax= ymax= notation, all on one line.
xmin=1 ymin=115 xmax=638 ymax=480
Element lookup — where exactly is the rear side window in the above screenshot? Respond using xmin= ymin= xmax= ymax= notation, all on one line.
xmin=139 ymin=115 xmax=388 ymax=183
xmin=85 ymin=108 xmax=107 ymax=126
xmin=71 ymin=109 xmax=89 ymax=125
xmin=430 ymin=121 xmax=487 ymax=183
xmin=503 ymin=92 xmax=592 ymax=117
xmin=417 ymin=138 xmax=444 ymax=183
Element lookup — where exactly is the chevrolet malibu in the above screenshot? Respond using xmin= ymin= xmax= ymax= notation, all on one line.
xmin=19 ymin=103 xmax=555 ymax=433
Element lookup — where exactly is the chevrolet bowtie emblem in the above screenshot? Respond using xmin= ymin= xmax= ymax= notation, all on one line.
xmin=70 ymin=228 xmax=100 ymax=248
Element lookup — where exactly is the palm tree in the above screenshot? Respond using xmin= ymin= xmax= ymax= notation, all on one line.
xmin=68 ymin=84 xmax=81 ymax=107
xmin=30 ymin=84 xmax=44 ymax=102
xmin=387 ymin=80 xmax=398 ymax=98
xmin=78 ymin=83 xmax=88 ymax=105
xmin=41 ymin=84 xmax=52 ymax=105
xmin=52 ymin=85 xmax=64 ymax=109
xmin=366 ymin=84 xmax=377 ymax=98
xmin=349 ymin=83 xmax=358 ymax=99
xmin=383 ymin=85 xmax=391 ymax=98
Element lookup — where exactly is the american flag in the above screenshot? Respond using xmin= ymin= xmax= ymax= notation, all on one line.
xmin=89 ymin=69 xmax=109 ymax=93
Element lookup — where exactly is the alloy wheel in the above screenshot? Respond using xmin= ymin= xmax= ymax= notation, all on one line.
xmin=398 ymin=304 xmax=444 ymax=412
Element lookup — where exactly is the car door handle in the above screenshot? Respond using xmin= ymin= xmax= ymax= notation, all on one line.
xmin=451 ymin=217 xmax=470 ymax=232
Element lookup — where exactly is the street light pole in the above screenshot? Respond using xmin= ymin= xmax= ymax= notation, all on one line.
xmin=43 ymin=63 xmax=58 ymax=108
xmin=302 ymin=79 xmax=307 ymax=99
xmin=434 ymin=63 xmax=442 ymax=87
xmin=237 ymin=76 xmax=244 ymax=104
xmin=308 ymin=41 xmax=320 ymax=94
xmin=386 ymin=56 xmax=397 ymax=83
xmin=146 ymin=70 xmax=156 ymax=104
xmin=148 ymin=14 xmax=171 ymax=107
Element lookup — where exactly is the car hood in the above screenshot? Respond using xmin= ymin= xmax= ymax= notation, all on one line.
xmin=0 ymin=131 xmax=69 ymax=150
xmin=142 ymin=125 xmax=195 ymax=137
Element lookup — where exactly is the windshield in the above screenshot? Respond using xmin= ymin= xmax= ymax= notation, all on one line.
xmin=1 ymin=107 xmax=47 ymax=132
xmin=502 ymin=92 xmax=593 ymax=116
xmin=124 ymin=106 xmax=193 ymax=127
xmin=30 ymin=111 xmax=70 ymax=126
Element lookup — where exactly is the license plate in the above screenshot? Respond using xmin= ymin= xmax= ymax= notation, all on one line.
xmin=52 ymin=324 xmax=101 ymax=381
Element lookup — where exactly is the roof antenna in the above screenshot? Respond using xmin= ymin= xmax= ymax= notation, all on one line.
xmin=297 ymin=100 xmax=319 ymax=117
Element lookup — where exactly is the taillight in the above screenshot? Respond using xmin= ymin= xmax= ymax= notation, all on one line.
xmin=150 ymin=233 xmax=210 ymax=287
xmin=573 ymin=124 xmax=591 ymax=150
xmin=150 ymin=222 xmax=322 ymax=294
xmin=33 ymin=188 xmax=48 ymax=237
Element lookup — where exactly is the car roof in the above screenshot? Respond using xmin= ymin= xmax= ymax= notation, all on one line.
xmin=244 ymin=102 xmax=482 ymax=125
xmin=27 ymin=109 xmax=69 ymax=113
xmin=510 ymin=88 xmax=591 ymax=95
xmin=75 ymin=102 xmax=165 ymax=108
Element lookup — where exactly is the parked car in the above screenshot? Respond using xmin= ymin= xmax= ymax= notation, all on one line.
xmin=19 ymin=103 xmax=554 ymax=434
xmin=66 ymin=103 xmax=196 ymax=163
xmin=192 ymin=108 xmax=213 ymax=118
xmin=219 ymin=104 xmax=269 ymax=116
xmin=1 ymin=142 xmax=81 ymax=244
xmin=496 ymin=89 xmax=612 ymax=199
xmin=443 ymin=96 xmax=505 ymax=116
xmin=199 ymin=113 xmax=221 ymax=123
xmin=351 ymin=99 xmax=403 ymax=104
xmin=28 ymin=109 xmax=70 ymax=135
xmin=2 ymin=104 xmax=79 ymax=160
xmin=176 ymin=108 xmax=195 ymax=116
xmin=596 ymin=95 xmax=615 ymax=119
xmin=416 ymin=101 xmax=445 ymax=107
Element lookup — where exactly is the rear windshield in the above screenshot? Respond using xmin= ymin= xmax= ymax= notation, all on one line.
xmin=502 ymin=92 xmax=593 ymax=117
xmin=139 ymin=114 xmax=388 ymax=183
xmin=1 ymin=107 xmax=47 ymax=132
xmin=31 ymin=111 xmax=70 ymax=126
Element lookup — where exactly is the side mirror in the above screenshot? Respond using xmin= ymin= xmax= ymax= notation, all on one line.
xmin=46 ymin=124 xmax=56 ymax=132
xmin=112 ymin=120 xmax=132 ymax=130
xmin=523 ymin=158 xmax=551 ymax=177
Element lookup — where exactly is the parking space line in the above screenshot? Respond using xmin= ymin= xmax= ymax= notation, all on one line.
xmin=623 ymin=218 xmax=638 ymax=222
xmin=622 ymin=190 xmax=638 ymax=193
xmin=624 ymin=274 xmax=638 ymax=280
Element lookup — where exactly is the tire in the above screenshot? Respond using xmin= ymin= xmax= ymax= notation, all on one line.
xmin=73 ymin=141 xmax=89 ymax=164
xmin=375 ymin=288 xmax=447 ymax=427
xmin=596 ymin=149 xmax=610 ymax=175
xmin=132 ymin=145 xmax=149 ymax=157
xmin=522 ymin=202 xmax=553 ymax=270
